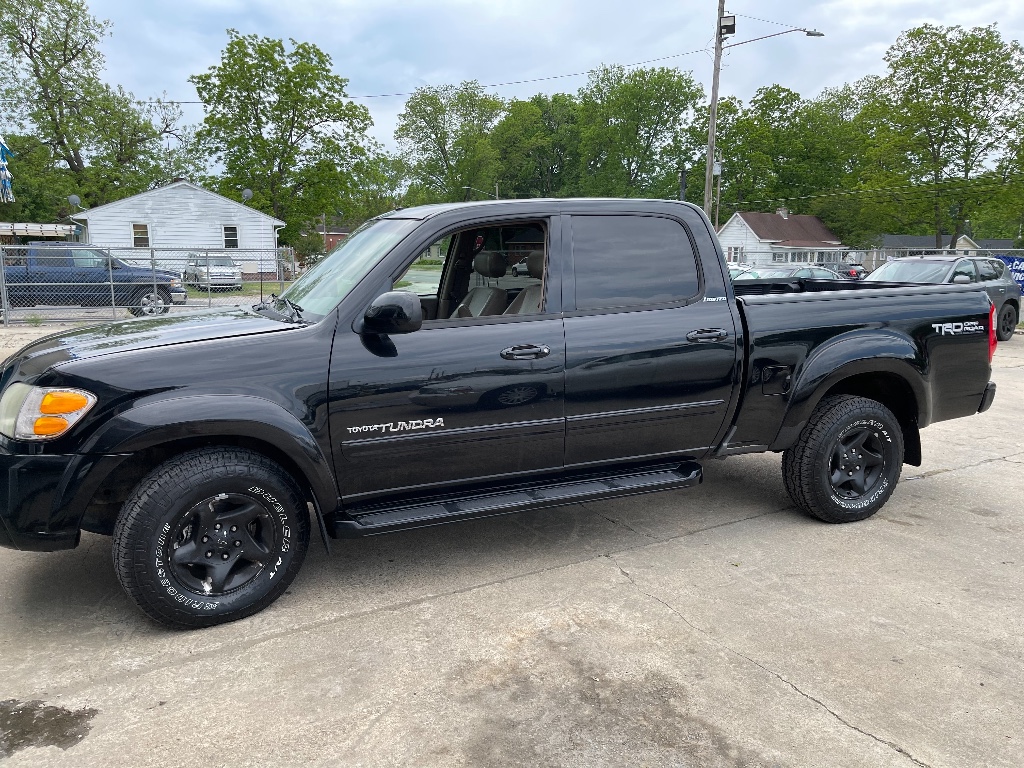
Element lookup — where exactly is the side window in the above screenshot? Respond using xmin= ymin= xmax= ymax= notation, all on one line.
xmin=571 ymin=215 xmax=699 ymax=311
xmin=950 ymin=260 xmax=977 ymax=282
xmin=132 ymin=223 xmax=150 ymax=248
xmin=976 ymin=259 xmax=1000 ymax=281
xmin=223 ymin=226 xmax=239 ymax=249
xmin=72 ymin=250 xmax=108 ymax=269
xmin=395 ymin=235 xmax=453 ymax=295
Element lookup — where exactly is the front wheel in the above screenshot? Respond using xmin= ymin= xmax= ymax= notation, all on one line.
xmin=997 ymin=303 xmax=1017 ymax=342
xmin=113 ymin=448 xmax=310 ymax=628
xmin=128 ymin=287 xmax=172 ymax=316
xmin=782 ymin=395 xmax=904 ymax=523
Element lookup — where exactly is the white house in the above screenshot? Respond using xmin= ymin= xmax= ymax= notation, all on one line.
xmin=70 ymin=180 xmax=286 ymax=276
xmin=717 ymin=208 xmax=848 ymax=267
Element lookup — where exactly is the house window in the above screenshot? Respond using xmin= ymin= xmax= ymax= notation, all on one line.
xmin=223 ymin=226 xmax=239 ymax=249
xmin=727 ymin=246 xmax=744 ymax=263
xmin=132 ymin=223 xmax=150 ymax=248
xmin=772 ymin=252 xmax=786 ymax=263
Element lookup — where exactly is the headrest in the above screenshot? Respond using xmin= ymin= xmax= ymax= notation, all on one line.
xmin=474 ymin=251 xmax=507 ymax=278
xmin=526 ymin=250 xmax=545 ymax=279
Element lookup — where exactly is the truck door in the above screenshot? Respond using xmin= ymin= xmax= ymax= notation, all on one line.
xmin=29 ymin=250 xmax=73 ymax=307
xmin=328 ymin=216 xmax=566 ymax=501
xmin=2 ymin=248 xmax=32 ymax=308
xmin=562 ymin=212 xmax=739 ymax=467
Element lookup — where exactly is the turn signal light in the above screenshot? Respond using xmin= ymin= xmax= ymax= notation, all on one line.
xmin=33 ymin=416 xmax=70 ymax=436
xmin=40 ymin=391 xmax=90 ymax=415
xmin=989 ymin=301 xmax=997 ymax=362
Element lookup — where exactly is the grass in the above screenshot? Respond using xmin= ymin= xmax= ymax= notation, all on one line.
xmin=184 ymin=281 xmax=295 ymax=300
xmin=26 ymin=314 xmax=44 ymax=327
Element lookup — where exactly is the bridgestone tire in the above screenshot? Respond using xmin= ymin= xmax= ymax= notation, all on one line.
xmin=997 ymin=304 xmax=1017 ymax=342
xmin=782 ymin=395 xmax=904 ymax=524
xmin=113 ymin=448 xmax=310 ymax=628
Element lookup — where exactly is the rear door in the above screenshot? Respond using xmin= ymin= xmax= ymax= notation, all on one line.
xmin=974 ymin=258 xmax=1007 ymax=307
xmin=562 ymin=211 xmax=740 ymax=467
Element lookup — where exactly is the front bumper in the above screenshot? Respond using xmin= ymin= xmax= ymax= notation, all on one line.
xmin=170 ymin=288 xmax=188 ymax=305
xmin=0 ymin=450 xmax=79 ymax=551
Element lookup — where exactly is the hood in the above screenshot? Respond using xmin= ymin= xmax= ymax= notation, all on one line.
xmin=4 ymin=307 xmax=297 ymax=378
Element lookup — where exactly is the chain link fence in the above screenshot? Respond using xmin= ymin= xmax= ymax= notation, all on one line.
xmin=0 ymin=245 xmax=299 ymax=325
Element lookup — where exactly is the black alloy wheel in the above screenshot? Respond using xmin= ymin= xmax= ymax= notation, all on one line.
xmin=167 ymin=493 xmax=279 ymax=596
xmin=782 ymin=395 xmax=904 ymax=523
xmin=113 ymin=447 xmax=310 ymax=628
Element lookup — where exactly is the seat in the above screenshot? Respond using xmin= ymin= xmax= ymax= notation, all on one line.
xmin=504 ymin=251 xmax=545 ymax=315
xmin=450 ymin=252 xmax=508 ymax=318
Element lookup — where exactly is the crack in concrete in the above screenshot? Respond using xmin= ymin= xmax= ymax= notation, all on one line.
xmin=904 ymin=452 xmax=1024 ymax=481
xmin=45 ymin=506 xmax=788 ymax=699
xmin=607 ymin=554 xmax=933 ymax=768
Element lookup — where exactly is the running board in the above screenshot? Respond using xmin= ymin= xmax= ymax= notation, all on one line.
xmin=333 ymin=461 xmax=703 ymax=537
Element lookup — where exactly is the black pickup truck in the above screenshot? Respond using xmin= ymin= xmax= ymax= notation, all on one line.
xmin=0 ymin=199 xmax=998 ymax=628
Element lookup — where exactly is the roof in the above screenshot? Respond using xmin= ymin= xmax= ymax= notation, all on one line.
xmin=69 ymin=181 xmax=285 ymax=226
xmin=381 ymin=198 xmax=707 ymax=221
xmin=881 ymin=235 xmax=951 ymax=248
xmin=733 ymin=212 xmax=843 ymax=247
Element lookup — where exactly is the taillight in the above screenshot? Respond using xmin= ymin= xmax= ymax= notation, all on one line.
xmin=989 ymin=301 xmax=998 ymax=362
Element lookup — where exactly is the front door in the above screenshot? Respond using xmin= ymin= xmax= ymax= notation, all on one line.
xmin=328 ymin=219 xmax=565 ymax=502
xmin=562 ymin=212 xmax=739 ymax=467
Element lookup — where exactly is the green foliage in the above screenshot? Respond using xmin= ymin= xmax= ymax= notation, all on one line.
xmin=395 ymin=81 xmax=504 ymax=201
xmin=190 ymin=30 xmax=372 ymax=245
xmin=0 ymin=0 xmax=192 ymax=218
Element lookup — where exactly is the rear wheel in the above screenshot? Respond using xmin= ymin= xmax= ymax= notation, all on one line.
xmin=113 ymin=447 xmax=310 ymax=628
xmin=128 ymin=287 xmax=172 ymax=316
xmin=782 ymin=395 xmax=904 ymax=523
xmin=997 ymin=303 xmax=1017 ymax=342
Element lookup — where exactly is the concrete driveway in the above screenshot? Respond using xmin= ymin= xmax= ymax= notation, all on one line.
xmin=1 ymin=326 xmax=1022 ymax=767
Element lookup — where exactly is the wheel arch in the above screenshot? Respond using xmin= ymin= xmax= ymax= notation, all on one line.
xmin=66 ymin=395 xmax=339 ymax=535
xmin=771 ymin=337 xmax=928 ymax=467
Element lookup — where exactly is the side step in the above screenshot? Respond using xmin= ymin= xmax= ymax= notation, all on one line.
xmin=333 ymin=461 xmax=702 ymax=538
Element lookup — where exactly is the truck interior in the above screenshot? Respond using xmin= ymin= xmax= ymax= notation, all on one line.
xmin=395 ymin=221 xmax=548 ymax=321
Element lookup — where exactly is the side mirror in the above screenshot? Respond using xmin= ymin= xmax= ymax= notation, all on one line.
xmin=952 ymin=274 xmax=972 ymax=284
xmin=363 ymin=291 xmax=422 ymax=335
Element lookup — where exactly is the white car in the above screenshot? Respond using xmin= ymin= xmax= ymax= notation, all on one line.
xmin=184 ymin=255 xmax=243 ymax=290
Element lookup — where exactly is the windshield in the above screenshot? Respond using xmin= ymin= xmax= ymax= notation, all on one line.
xmin=207 ymin=258 xmax=237 ymax=267
xmin=866 ymin=260 xmax=950 ymax=283
xmin=270 ymin=217 xmax=419 ymax=322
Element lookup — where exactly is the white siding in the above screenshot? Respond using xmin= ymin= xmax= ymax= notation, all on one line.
xmin=76 ymin=183 xmax=282 ymax=251
xmin=716 ymin=215 xmax=774 ymax=265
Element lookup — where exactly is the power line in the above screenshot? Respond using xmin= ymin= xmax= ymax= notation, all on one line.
xmin=0 ymin=45 xmax=712 ymax=108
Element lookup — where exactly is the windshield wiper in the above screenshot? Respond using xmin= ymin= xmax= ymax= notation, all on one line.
xmin=251 ymin=296 xmax=293 ymax=322
xmin=278 ymin=296 xmax=305 ymax=322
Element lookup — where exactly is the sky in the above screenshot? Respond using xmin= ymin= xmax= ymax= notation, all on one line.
xmin=89 ymin=0 xmax=1024 ymax=149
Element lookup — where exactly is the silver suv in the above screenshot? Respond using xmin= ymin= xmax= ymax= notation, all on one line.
xmin=866 ymin=255 xmax=1021 ymax=340
xmin=183 ymin=255 xmax=243 ymax=290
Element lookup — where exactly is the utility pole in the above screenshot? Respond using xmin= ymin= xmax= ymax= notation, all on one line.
xmin=704 ymin=0 xmax=727 ymax=216
xmin=679 ymin=167 xmax=687 ymax=201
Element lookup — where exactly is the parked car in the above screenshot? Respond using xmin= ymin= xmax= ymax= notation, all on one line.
xmin=2 ymin=244 xmax=187 ymax=315
xmin=733 ymin=265 xmax=843 ymax=281
xmin=183 ymin=255 xmax=243 ymax=290
xmin=866 ymin=255 xmax=1020 ymax=340
xmin=0 ymin=198 xmax=997 ymax=628
xmin=835 ymin=264 xmax=868 ymax=280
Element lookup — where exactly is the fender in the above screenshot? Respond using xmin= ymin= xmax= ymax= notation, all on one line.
xmin=59 ymin=394 xmax=340 ymax=533
xmin=770 ymin=329 xmax=930 ymax=452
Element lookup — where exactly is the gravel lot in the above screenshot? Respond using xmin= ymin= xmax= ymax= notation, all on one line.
xmin=0 ymin=324 xmax=1022 ymax=767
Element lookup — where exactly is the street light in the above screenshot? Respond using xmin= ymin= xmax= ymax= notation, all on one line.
xmin=702 ymin=6 xmax=824 ymax=216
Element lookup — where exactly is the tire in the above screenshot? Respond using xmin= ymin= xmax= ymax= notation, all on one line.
xmin=511 ymin=267 xmax=519 ymax=277
xmin=997 ymin=303 xmax=1017 ymax=342
xmin=113 ymin=447 xmax=310 ymax=628
xmin=128 ymin=287 xmax=172 ymax=316
xmin=782 ymin=395 xmax=904 ymax=523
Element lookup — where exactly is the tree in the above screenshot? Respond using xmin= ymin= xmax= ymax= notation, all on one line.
xmin=0 ymin=0 xmax=189 ymax=213
xmin=342 ymin=146 xmax=411 ymax=227
xmin=190 ymin=30 xmax=372 ymax=244
xmin=491 ymin=94 xmax=582 ymax=198
xmin=576 ymin=65 xmax=703 ymax=198
xmin=864 ymin=24 xmax=1024 ymax=247
xmin=395 ymin=81 xmax=504 ymax=201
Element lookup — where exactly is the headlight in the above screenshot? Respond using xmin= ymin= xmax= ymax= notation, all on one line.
xmin=170 ymin=278 xmax=183 ymax=288
xmin=0 ymin=384 xmax=97 ymax=440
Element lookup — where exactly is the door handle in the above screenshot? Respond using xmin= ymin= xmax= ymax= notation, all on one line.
xmin=686 ymin=328 xmax=728 ymax=343
xmin=501 ymin=344 xmax=551 ymax=360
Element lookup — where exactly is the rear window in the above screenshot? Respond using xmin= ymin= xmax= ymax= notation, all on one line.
xmin=571 ymin=215 xmax=699 ymax=310
xmin=866 ymin=260 xmax=950 ymax=283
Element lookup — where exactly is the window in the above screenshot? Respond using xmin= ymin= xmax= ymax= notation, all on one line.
xmin=772 ymin=252 xmax=786 ymax=263
xmin=571 ymin=216 xmax=699 ymax=311
xmin=132 ymin=223 xmax=150 ymax=248
xmin=72 ymin=249 xmax=108 ymax=269
xmin=976 ymin=259 xmax=1001 ymax=282
xmin=395 ymin=235 xmax=453 ymax=295
xmin=950 ymin=260 xmax=977 ymax=283
xmin=726 ymin=245 xmax=744 ymax=263
xmin=223 ymin=226 xmax=239 ymax=249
